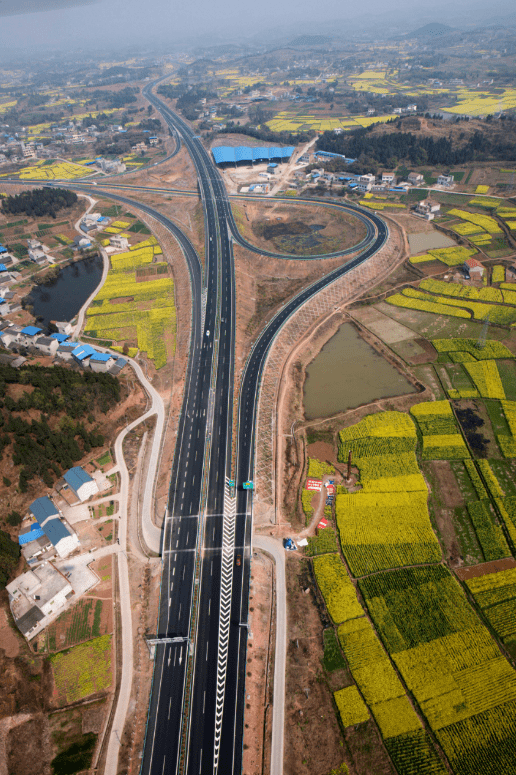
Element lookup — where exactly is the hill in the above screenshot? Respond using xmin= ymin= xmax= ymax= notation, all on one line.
xmin=290 ymin=34 xmax=332 ymax=47
xmin=410 ymin=22 xmax=455 ymax=38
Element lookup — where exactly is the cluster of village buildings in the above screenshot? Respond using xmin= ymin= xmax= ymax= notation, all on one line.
xmin=0 ymin=321 xmax=126 ymax=375
xmin=6 ymin=465 xmax=110 ymax=639
xmin=292 ymin=150 xmax=455 ymax=202
xmin=0 ymin=120 xmax=161 ymax=170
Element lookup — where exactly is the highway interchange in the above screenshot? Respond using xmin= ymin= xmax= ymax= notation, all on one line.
xmin=135 ymin=83 xmax=388 ymax=775
xmin=8 ymin=80 xmax=387 ymax=774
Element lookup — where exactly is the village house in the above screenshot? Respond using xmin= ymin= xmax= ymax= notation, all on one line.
xmin=464 ymin=257 xmax=485 ymax=279
xmin=6 ymin=562 xmax=73 ymax=639
xmin=110 ymin=234 xmax=130 ymax=251
xmin=408 ymin=172 xmax=424 ymax=185
xmin=19 ymin=523 xmax=55 ymax=566
xmin=34 ymin=336 xmax=59 ymax=357
xmin=62 ymin=466 xmax=99 ymax=502
xmin=437 ymin=174 xmax=454 ymax=187
xmin=415 ymin=198 xmax=441 ymax=220
xmin=89 ymin=352 xmax=116 ymax=373
xmin=29 ymin=496 xmax=80 ymax=558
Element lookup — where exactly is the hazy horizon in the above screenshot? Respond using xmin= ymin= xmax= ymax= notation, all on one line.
xmin=1 ymin=0 xmax=516 ymax=58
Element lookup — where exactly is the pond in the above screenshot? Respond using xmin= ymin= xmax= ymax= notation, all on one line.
xmin=408 ymin=231 xmax=456 ymax=255
xmin=26 ymin=255 xmax=103 ymax=330
xmin=303 ymin=323 xmax=416 ymax=420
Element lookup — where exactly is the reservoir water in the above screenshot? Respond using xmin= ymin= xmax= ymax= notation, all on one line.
xmin=303 ymin=323 xmax=416 ymax=420
xmin=27 ymin=255 xmax=103 ymax=329
xmin=408 ymin=231 xmax=456 ymax=255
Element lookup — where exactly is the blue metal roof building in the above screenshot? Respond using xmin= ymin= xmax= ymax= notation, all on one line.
xmin=0 ymin=264 xmax=7 ymax=272
xmin=0 ymin=245 xmax=7 ymax=254
xmin=72 ymin=343 xmax=96 ymax=361
xmin=212 ymin=145 xmax=295 ymax=165
xmin=21 ymin=325 xmax=42 ymax=337
xmin=63 ymin=466 xmax=94 ymax=490
xmin=314 ymin=150 xmax=356 ymax=164
xmin=42 ymin=517 xmax=73 ymax=547
xmin=30 ymin=496 xmax=59 ymax=524
xmin=51 ymin=333 xmax=70 ymax=343
xmin=89 ymin=352 xmax=112 ymax=362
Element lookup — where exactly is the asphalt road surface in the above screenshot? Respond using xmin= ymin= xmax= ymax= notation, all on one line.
xmin=137 ymin=82 xmax=387 ymax=775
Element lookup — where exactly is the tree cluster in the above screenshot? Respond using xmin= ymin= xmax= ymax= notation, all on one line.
xmin=84 ymin=86 xmax=139 ymax=109
xmin=0 ymin=364 xmax=120 ymax=492
xmin=221 ymin=124 xmax=315 ymax=146
xmin=317 ymin=125 xmax=516 ymax=169
xmin=0 ymin=529 xmax=20 ymax=590
xmin=2 ymin=188 xmax=78 ymax=219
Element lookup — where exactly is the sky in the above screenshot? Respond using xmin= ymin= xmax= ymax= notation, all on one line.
xmin=1 ymin=0 xmax=516 ymax=55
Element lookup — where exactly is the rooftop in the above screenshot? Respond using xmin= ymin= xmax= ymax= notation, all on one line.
xmin=51 ymin=333 xmax=70 ymax=343
xmin=212 ymin=145 xmax=295 ymax=165
xmin=19 ymin=523 xmax=45 ymax=545
xmin=42 ymin=517 xmax=73 ymax=548
xmin=89 ymin=352 xmax=112 ymax=363
xmin=21 ymin=325 xmax=42 ymax=337
xmin=30 ymin=496 xmax=59 ymax=524
xmin=63 ymin=466 xmax=94 ymax=491
xmin=72 ymin=343 xmax=96 ymax=361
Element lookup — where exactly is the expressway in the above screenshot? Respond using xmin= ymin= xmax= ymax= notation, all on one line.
xmin=139 ymin=81 xmax=388 ymax=775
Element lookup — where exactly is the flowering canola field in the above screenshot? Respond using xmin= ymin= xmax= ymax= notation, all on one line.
xmin=360 ymin=566 xmax=516 ymax=775
xmin=336 ymin=412 xmax=440 ymax=576
xmin=85 ymin=238 xmax=175 ymax=369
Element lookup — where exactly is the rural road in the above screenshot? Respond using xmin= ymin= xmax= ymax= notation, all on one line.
xmin=253 ymin=535 xmax=286 ymax=775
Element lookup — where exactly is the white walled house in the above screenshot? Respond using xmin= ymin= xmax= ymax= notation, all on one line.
xmin=63 ymin=466 xmax=99 ymax=502
xmin=89 ymin=352 xmax=116 ymax=373
xmin=6 ymin=562 xmax=73 ymax=639
xmin=110 ymin=234 xmax=130 ymax=251
xmin=35 ymin=336 xmax=59 ymax=356
xmin=416 ymin=198 xmax=441 ymax=220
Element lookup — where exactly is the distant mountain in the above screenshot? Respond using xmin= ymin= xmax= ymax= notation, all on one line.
xmin=290 ymin=34 xmax=332 ymax=47
xmin=410 ymin=22 xmax=455 ymax=37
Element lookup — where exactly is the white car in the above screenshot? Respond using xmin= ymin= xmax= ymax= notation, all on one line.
xmin=206 ymin=330 xmax=210 ymax=337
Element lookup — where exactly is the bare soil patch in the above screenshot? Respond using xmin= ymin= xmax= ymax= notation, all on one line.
xmin=232 ymin=199 xmax=367 ymax=256
xmin=0 ymin=608 xmax=20 ymax=659
xmin=116 ymin=144 xmax=197 ymax=190
xmin=456 ymin=557 xmax=516 ymax=581
xmin=427 ymin=460 xmax=464 ymax=509
xmin=6 ymin=714 xmax=53 ymax=775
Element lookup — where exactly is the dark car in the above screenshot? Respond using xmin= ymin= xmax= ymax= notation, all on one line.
xmin=236 ymin=555 xmax=242 ymax=567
